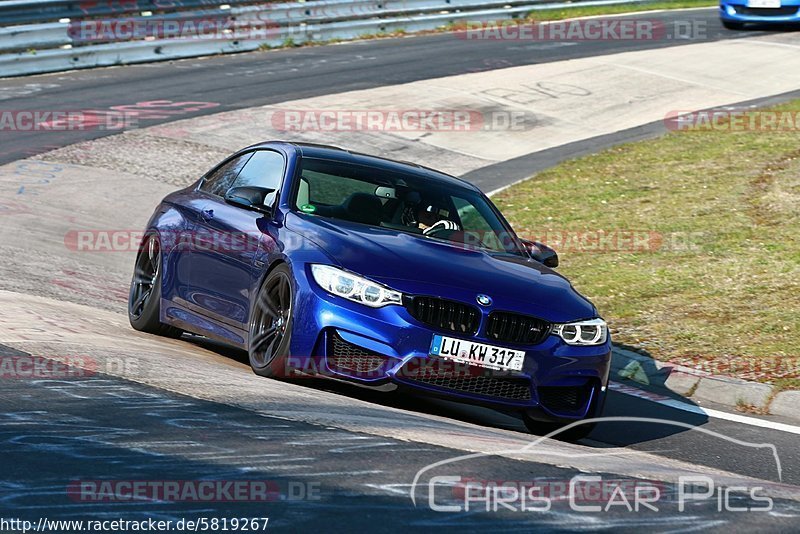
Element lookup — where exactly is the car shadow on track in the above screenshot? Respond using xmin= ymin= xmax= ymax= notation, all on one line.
xmin=181 ymin=335 xmax=708 ymax=447
xmin=729 ymin=23 xmax=800 ymax=32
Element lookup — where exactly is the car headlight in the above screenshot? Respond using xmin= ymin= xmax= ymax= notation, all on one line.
xmin=551 ymin=318 xmax=608 ymax=346
xmin=310 ymin=264 xmax=402 ymax=308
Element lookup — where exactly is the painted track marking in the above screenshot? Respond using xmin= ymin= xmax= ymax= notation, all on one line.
xmin=610 ymin=381 xmax=800 ymax=435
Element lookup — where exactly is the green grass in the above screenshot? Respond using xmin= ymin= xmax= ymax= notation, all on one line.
xmin=493 ymin=101 xmax=800 ymax=386
xmin=526 ymin=0 xmax=716 ymax=21
xmin=774 ymin=378 xmax=800 ymax=392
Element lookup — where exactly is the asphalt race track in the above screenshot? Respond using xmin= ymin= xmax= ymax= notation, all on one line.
xmin=1 ymin=342 xmax=797 ymax=531
xmin=0 ymin=8 xmax=764 ymax=169
xmin=1 ymin=6 xmax=800 ymax=531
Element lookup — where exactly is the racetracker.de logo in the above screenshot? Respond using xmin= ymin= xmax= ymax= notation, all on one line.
xmin=63 ymin=230 xmax=262 ymax=253
xmin=68 ymin=17 xmax=282 ymax=43
xmin=457 ymin=19 xmax=666 ymax=41
xmin=64 ymin=229 xmax=701 ymax=254
xmin=665 ymin=110 xmax=800 ymax=131
xmin=270 ymin=109 xmax=532 ymax=132
xmin=0 ymin=110 xmax=136 ymax=131
xmin=0 ymin=355 xmax=96 ymax=379
xmin=67 ymin=480 xmax=320 ymax=502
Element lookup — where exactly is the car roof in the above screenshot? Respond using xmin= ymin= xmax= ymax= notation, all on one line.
xmin=246 ymin=140 xmax=482 ymax=192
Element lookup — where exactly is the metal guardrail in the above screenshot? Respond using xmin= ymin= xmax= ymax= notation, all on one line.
xmin=0 ymin=0 xmax=654 ymax=77
xmin=0 ymin=0 xmax=266 ymax=25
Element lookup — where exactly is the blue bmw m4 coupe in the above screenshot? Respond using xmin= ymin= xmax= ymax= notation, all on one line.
xmin=128 ymin=141 xmax=611 ymax=439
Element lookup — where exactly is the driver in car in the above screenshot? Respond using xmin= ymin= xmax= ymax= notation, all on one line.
xmin=416 ymin=204 xmax=459 ymax=234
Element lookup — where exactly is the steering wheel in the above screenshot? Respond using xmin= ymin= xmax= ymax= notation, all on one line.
xmin=423 ymin=219 xmax=461 ymax=236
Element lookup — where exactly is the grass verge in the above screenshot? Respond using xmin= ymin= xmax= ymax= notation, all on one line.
xmin=526 ymin=0 xmax=717 ymax=21
xmin=493 ymin=101 xmax=800 ymax=386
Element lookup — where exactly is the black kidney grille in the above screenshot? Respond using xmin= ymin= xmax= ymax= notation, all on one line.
xmin=328 ymin=333 xmax=388 ymax=373
xmin=485 ymin=311 xmax=550 ymax=345
xmin=406 ymin=296 xmax=480 ymax=334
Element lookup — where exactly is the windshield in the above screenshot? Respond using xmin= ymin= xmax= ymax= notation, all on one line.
xmin=293 ymin=157 xmax=524 ymax=256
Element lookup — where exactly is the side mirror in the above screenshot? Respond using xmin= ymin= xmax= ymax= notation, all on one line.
xmin=224 ymin=186 xmax=276 ymax=216
xmin=520 ymin=239 xmax=559 ymax=268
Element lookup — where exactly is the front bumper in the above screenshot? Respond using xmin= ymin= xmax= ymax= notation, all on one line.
xmin=720 ymin=2 xmax=800 ymax=23
xmin=289 ymin=265 xmax=612 ymax=421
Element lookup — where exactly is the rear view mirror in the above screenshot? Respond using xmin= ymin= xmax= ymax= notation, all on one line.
xmin=224 ymin=186 xmax=276 ymax=216
xmin=520 ymin=239 xmax=559 ymax=268
xmin=375 ymin=186 xmax=396 ymax=199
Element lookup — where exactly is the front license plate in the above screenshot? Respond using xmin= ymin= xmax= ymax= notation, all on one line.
xmin=429 ymin=334 xmax=525 ymax=372
xmin=746 ymin=0 xmax=781 ymax=7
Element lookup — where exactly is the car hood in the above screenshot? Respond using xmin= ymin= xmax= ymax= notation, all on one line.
xmin=286 ymin=213 xmax=596 ymax=322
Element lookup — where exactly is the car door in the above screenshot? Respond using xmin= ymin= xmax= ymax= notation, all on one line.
xmin=170 ymin=152 xmax=253 ymax=308
xmin=189 ymin=149 xmax=286 ymax=334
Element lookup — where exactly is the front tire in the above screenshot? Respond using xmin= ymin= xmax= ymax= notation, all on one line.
xmin=248 ymin=264 xmax=294 ymax=378
xmin=128 ymin=233 xmax=183 ymax=338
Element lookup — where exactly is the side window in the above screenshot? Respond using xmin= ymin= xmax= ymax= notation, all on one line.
xmin=302 ymin=170 xmax=376 ymax=207
xmin=199 ymin=153 xmax=253 ymax=196
xmin=233 ymin=150 xmax=285 ymax=206
xmin=452 ymin=195 xmax=504 ymax=252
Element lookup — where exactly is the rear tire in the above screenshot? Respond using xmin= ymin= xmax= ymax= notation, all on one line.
xmin=248 ymin=264 xmax=294 ymax=378
xmin=722 ymin=20 xmax=745 ymax=30
xmin=128 ymin=233 xmax=183 ymax=338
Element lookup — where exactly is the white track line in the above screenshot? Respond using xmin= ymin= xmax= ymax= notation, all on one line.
xmin=610 ymin=381 xmax=800 ymax=435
